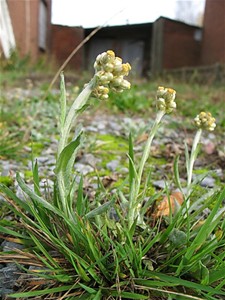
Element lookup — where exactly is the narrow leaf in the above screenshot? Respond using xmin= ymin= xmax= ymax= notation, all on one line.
xmin=60 ymin=72 xmax=67 ymax=129
xmin=16 ymin=173 xmax=64 ymax=218
xmin=56 ymin=132 xmax=82 ymax=175
xmin=85 ymin=200 xmax=115 ymax=219
xmin=33 ymin=159 xmax=41 ymax=196
xmin=173 ymin=155 xmax=183 ymax=192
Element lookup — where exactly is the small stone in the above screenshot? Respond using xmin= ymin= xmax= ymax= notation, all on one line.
xmin=153 ymin=180 xmax=167 ymax=189
xmin=200 ymin=176 xmax=215 ymax=188
xmin=109 ymin=122 xmax=122 ymax=132
xmin=0 ymin=264 xmax=21 ymax=288
xmin=106 ymin=160 xmax=120 ymax=171
xmin=74 ymin=163 xmax=94 ymax=175
xmin=79 ymin=154 xmax=100 ymax=167
xmin=85 ymin=126 xmax=98 ymax=132
xmin=97 ymin=123 xmax=106 ymax=130
xmin=119 ymin=167 xmax=129 ymax=174
xmin=2 ymin=241 xmax=24 ymax=253
xmin=37 ymin=156 xmax=49 ymax=164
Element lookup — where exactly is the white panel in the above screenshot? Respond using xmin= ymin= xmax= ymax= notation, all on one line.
xmin=0 ymin=0 xmax=16 ymax=58
xmin=39 ymin=0 xmax=47 ymax=50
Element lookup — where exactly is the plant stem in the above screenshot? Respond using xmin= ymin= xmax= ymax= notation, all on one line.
xmin=56 ymin=77 xmax=96 ymax=214
xmin=57 ymin=77 xmax=96 ymax=158
xmin=128 ymin=110 xmax=165 ymax=227
xmin=186 ymin=128 xmax=202 ymax=206
xmin=137 ymin=110 xmax=165 ymax=190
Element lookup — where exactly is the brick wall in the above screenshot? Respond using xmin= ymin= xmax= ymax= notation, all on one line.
xmin=163 ymin=18 xmax=201 ymax=69
xmin=51 ymin=25 xmax=84 ymax=70
xmin=6 ymin=0 xmax=51 ymax=61
xmin=201 ymin=0 xmax=225 ymax=64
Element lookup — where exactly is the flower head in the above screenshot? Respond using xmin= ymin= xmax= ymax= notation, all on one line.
xmin=194 ymin=112 xmax=216 ymax=131
xmin=93 ymin=50 xmax=131 ymax=100
xmin=156 ymin=86 xmax=176 ymax=113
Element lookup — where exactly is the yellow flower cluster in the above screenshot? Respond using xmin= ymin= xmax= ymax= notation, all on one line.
xmin=194 ymin=112 xmax=216 ymax=131
xmin=93 ymin=50 xmax=131 ymax=100
xmin=156 ymin=86 xmax=176 ymax=113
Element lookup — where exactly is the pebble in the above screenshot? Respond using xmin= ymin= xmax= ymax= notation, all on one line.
xmin=200 ymin=176 xmax=215 ymax=188
xmin=106 ymin=160 xmax=120 ymax=172
xmin=79 ymin=153 xmax=100 ymax=167
xmin=153 ymin=180 xmax=167 ymax=189
xmin=2 ymin=241 xmax=24 ymax=253
xmin=74 ymin=163 xmax=94 ymax=175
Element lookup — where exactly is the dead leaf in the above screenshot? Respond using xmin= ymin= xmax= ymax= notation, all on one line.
xmin=136 ymin=133 xmax=148 ymax=144
xmin=102 ymin=175 xmax=117 ymax=188
xmin=153 ymin=191 xmax=184 ymax=218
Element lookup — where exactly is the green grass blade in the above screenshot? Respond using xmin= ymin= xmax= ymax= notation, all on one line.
xmin=128 ymin=132 xmax=136 ymax=187
xmin=16 ymin=172 xmax=64 ymax=218
xmin=8 ymin=284 xmax=76 ymax=298
xmin=173 ymin=155 xmax=184 ymax=192
xmin=78 ymin=283 xmax=96 ymax=293
xmin=32 ymin=159 xmax=41 ymax=196
xmin=76 ymin=175 xmax=84 ymax=216
xmin=85 ymin=199 xmax=115 ymax=219
xmin=0 ymin=225 xmax=30 ymax=239
xmin=184 ymin=188 xmax=225 ymax=261
xmin=60 ymin=72 xmax=67 ymax=129
xmin=141 ymin=270 xmax=225 ymax=295
xmin=0 ymin=183 xmax=32 ymax=213
xmin=110 ymin=290 xmax=148 ymax=299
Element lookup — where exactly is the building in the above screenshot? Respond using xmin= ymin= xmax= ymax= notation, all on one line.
xmin=84 ymin=23 xmax=153 ymax=76
xmin=0 ymin=0 xmax=52 ymax=61
xmin=84 ymin=18 xmax=202 ymax=76
xmin=151 ymin=17 xmax=202 ymax=74
xmin=1 ymin=0 xmax=224 ymax=76
xmin=201 ymin=0 xmax=225 ymax=65
xmin=51 ymin=25 xmax=84 ymax=71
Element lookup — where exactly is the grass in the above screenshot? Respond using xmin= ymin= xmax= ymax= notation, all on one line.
xmin=0 ymin=51 xmax=225 ymax=299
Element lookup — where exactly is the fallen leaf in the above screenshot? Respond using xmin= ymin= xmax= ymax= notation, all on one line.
xmin=102 ymin=175 xmax=117 ymax=188
xmin=136 ymin=133 xmax=148 ymax=144
xmin=153 ymin=191 xmax=184 ymax=217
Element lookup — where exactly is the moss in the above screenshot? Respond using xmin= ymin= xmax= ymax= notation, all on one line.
xmin=0 ymin=176 xmax=13 ymax=187
xmin=193 ymin=168 xmax=210 ymax=175
xmin=94 ymin=133 xmax=128 ymax=152
xmin=24 ymin=170 xmax=33 ymax=180
xmin=27 ymin=141 xmax=45 ymax=156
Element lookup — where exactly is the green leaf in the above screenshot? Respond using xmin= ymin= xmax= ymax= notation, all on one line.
xmin=56 ymin=132 xmax=82 ymax=203
xmin=92 ymin=290 xmax=102 ymax=300
xmin=76 ymin=175 xmax=84 ymax=216
xmin=184 ymin=141 xmax=190 ymax=177
xmin=16 ymin=173 xmax=64 ymax=218
xmin=85 ymin=199 xmax=115 ymax=219
xmin=78 ymin=283 xmax=96 ymax=293
xmin=184 ymin=188 xmax=225 ymax=260
xmin=0 ymin=183 xmax=31 ymax=213
xmin=56 ymin=132 xmax=82 ymax=176
xmin=141 ymin=271 xmax=225 ymax=295
xmin=0 ymin=225 xmax=29 ymax=239
xmin=173 ymin=155 xmax=183 ymax=192
xmin=110 ymin=290 xmax=148 ymax=299
xmin=32 ymin=159 xmax=41 ymax=196
xmin=60 ymin=72 xmax=67 ymax=129
xmin=169 ymin=228 xmax=187 ymax=247
xmin=9 ymin=285 xmax=76 ymax=298
xmin=128 ymin=133 xmax=135 ymax=187
xmin=209 ymin=268 xmax=225 ymax=284
xmin=199 ymin=261 xmax=209 ymax=285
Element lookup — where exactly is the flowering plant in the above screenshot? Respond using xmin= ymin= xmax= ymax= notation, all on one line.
xmin=0 ymin=50 xmax=224 ymax=300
